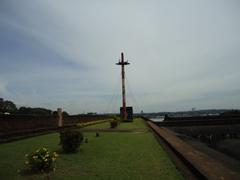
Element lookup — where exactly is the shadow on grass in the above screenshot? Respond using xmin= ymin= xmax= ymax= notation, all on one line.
xmin=54 ymin=146 xmax=85 ymax=155
xmin=19 ymin=168 xmax=54 ymax=180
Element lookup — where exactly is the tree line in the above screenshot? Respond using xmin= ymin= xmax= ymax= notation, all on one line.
xmin=0 ymin=98 xmax=68 ymax=116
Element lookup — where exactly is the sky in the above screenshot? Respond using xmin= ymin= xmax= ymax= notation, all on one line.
xmin=0 ymin=0 xmax=240 ymax=114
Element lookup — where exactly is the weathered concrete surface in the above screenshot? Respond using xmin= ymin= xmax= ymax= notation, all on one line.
xmin=147 ymin=121 xmax=240 ymax=180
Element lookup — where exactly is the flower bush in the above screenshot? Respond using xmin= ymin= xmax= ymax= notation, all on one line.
xmin=25 ymin=147 xmax=58 ymax=173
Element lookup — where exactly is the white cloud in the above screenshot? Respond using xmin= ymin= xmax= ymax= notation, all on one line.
xmin=1 ymin=0 xmax=240 ymax=113
xmin=0 ymin=80 xmax=8 ymax=95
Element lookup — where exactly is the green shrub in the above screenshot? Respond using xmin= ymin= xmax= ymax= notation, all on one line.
xmin=110 ymin=120 xmax=118 ymax=128
xmin=60 ymin=130 xmax=84 ymax=153
xmin=109 ymin=115 xmax=120 ymax=128
xmin=25 ymin=147 xmax=58 ymax=173
xmin=110 ymin=115 xmax=120 ymax=121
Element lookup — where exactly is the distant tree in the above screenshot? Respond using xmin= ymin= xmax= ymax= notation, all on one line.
xmin=30 ymin=108 xmax=52 ymax=115
xmin=3 ymin=100 xmax=17 ymax=113
xmin=0 ymin=98 xmax=3 ymax=114
xmin=52 ymin=111 xmax=69 ymax=117
xmin=52 ymin=111 xmax=58 ymax=116
xmin=17 ymin=107 xmax=52 ymax=115
xmin=17 ymin=107 xmax=31 ymax=114
xmin=220 ymin=110 xmax=240 ymax=116
xmin=62 ymin=111 xmax=69 ymax=117
xmin=0 ymin=98 xmax=17 ymax=114
xmin=87 ymin=112 xmax=97 ymax=115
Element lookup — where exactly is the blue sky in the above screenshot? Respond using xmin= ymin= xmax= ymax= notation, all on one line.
xmin=0 ymin=0 xmax=240 ymax=114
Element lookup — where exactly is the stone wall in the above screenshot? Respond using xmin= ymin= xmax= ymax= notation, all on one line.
xmin=0 ymin=114 xmax=110 ymax=133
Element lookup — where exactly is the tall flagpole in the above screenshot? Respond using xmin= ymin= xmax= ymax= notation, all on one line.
xmin=116 ymin=52 xmax=130 ymax=120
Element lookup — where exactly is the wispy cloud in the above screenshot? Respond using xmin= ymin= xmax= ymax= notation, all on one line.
xmin=0 ymin=80 xmax=8 ymax=95
xmin=0 ymin=0 xmax=240 ymax=113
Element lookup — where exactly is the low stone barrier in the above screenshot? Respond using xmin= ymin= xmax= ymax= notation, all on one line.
xmin=146 ymin=120 xmax=240 ymax=180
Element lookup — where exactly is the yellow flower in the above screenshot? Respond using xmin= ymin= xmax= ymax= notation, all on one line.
xmin=33 ymin=156 xmax=37 ymax=159
xmin=53 ymin=152 xmax=59 ymax=157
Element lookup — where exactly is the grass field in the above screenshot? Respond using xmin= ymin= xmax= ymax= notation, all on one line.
xmin=0 ymin=119 xmax=183 ymax=180
xmin=83 ymin=118 xmax=148 ymax=129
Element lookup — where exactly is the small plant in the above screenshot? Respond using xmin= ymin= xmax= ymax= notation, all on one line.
xmin=109 ymin=115 xmax=120 ymax=128
xmin=25 ymin=147 xmax=58 ymax=173
xmin=60 ymin=130 xmax=84 ymax=153
xmin=110 ymin=120 xmax=118 ymax=128
xmin=110 ymin=115 xmax=120 ymax=121
xmin=96 ymin=132 xmax=100 ymax=137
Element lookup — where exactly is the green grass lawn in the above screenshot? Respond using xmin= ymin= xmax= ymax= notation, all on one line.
xmin=83 ymin=120 xmax=112 ymax=129
xmin=83 ymin=118 xmax=148 ymax=130
xmin=118 ymin=118 xmax=148 ymax=129
xmin=0 ymin=119 xmax=183 ymax=180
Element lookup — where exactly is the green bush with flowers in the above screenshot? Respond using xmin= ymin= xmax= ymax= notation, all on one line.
xmin=25 ymin=147 xmax=58 ymax=173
